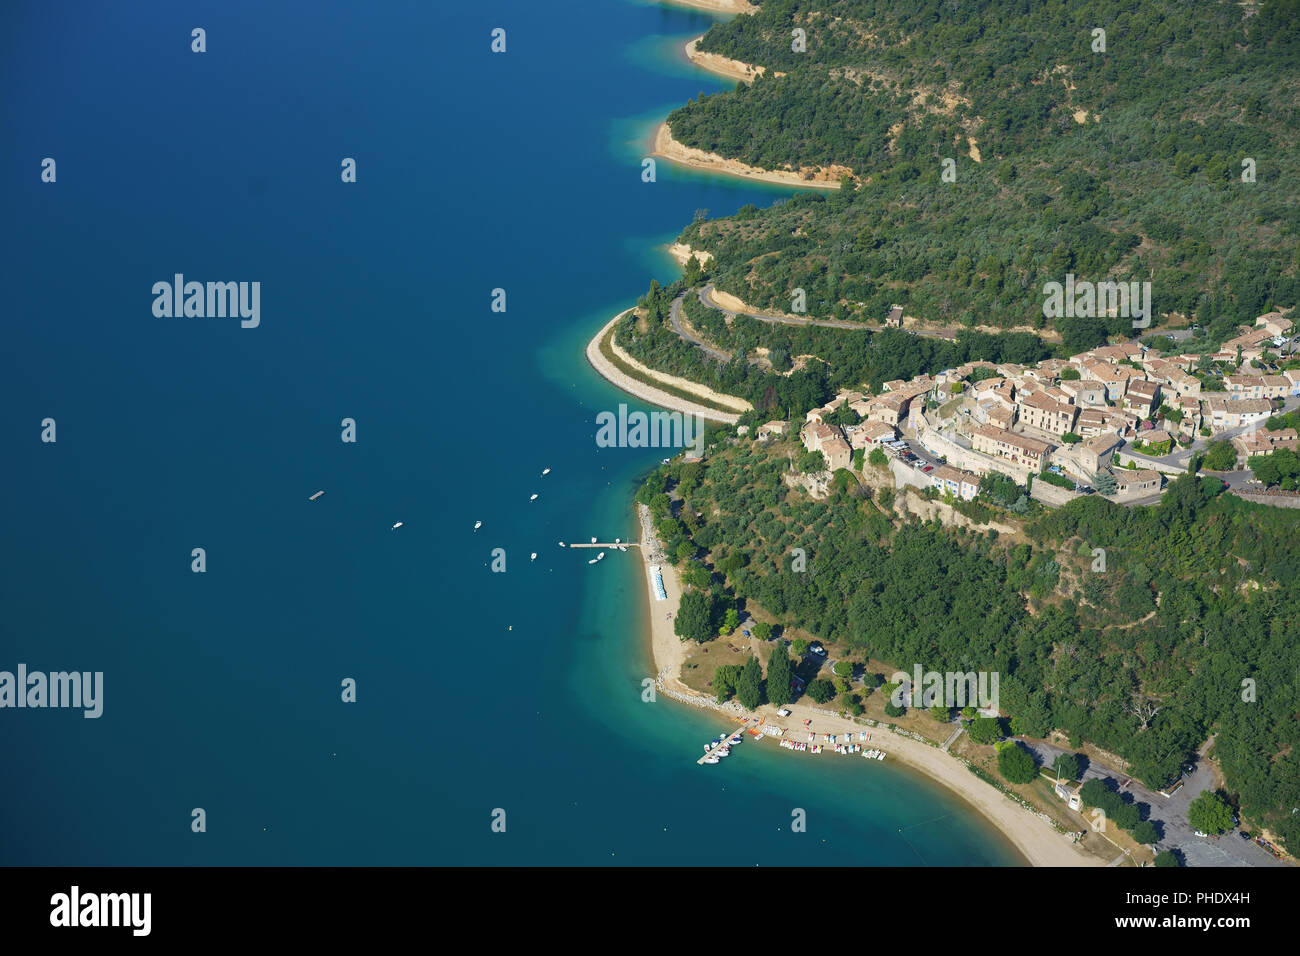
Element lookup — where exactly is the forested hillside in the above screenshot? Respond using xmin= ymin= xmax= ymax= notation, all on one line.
xmin=669 ymin=0 xmax=1300 ymax=336
xmin=640 ymin=444 xmax=1300 ymax=853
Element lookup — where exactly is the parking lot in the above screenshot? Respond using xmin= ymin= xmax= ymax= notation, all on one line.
xmin=882 ymin=436 xmax=943 ymax=475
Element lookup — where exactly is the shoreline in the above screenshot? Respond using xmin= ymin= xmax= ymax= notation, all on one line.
xmin=653 ymin=122 xmax=846 ymax=190
xmin=585 ymin=312 xmax=747 ymax=423
xmin=637 ymin=511 xmax=1103 ymax=867
xmin=684 ymin=36 xmax=768 ymax=84
xmin=658 ymin=0 xmax=757 ymax=13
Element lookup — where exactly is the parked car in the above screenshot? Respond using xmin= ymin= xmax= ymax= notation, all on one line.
xmin=922 ymin=465 xmax=934 ymax=473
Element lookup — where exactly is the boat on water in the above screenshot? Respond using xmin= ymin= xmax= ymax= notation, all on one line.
xmin=542 ymin=467 xmax=550 ymax=475
xmin=309 ymin=490 xmax=324 ymax=501
xmin=391 ymin=522 xmax=403 ymax=530
xmin=590 ymin=537 xmax=597 ymax=544
xmin=596 ymin=551 xmax=605 ymax=560
xmin=703 ymin=756 xmax=719 ymax=764
xmin=529 ymin=493 xmax=538 ymax=501
xmin=587 ymin=557 xmax=598 ymax=565
xmin=530 ymin=553 xmax=537 ymax=561
xmin=473 ymin=520 xmax=482 ymax=530
xmin=558 ymin=541 xmax=565 ymax=547
xmin=703 ymin=744 xmax=713 ymax=753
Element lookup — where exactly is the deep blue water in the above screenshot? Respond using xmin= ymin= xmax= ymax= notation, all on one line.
xmin=0 ymin=0 xmax=1021 ymax=865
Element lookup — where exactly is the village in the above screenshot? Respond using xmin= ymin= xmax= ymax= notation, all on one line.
xmin=765 ymin=311 xmax=1300 ymax=508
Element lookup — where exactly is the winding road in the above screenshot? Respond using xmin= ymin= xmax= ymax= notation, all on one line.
xmin=665 ymin=284 xmax=961 ymax=366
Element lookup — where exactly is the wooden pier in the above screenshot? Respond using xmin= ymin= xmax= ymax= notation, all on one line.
xmin=697 ymin=721 xmax=759 ymax=765
xmin=568 ymin=542 xmax=640 ymax=549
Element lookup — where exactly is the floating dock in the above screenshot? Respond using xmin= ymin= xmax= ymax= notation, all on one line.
xmin=309 ymin=490 xmax=325 ymax=501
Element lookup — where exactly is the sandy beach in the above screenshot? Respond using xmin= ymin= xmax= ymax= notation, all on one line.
xmin=654 ymin=122 xmax=848 ymax=190
xmin=685 ymin=36 xmax=770 ymax=84
xmin=638 ymin=512 xmax=1103 ymax=867
xmin=661 ymin=0 xmax=757 ymax=13
xmin=586 ymin=311 xmax=748 ymax=423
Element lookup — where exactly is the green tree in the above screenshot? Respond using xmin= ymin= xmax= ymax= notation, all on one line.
xmin=1053 ymin=753 xmax=1081 ymax=781
xmin=1153 ymin=850 xmax=1180 ymax=867
xmin=1132 ymin=820 xmax=1159 ymax=845
xmin=868 ymin=447 xmax=889 ymax=467
xmin=968 ymin=716 xmax=1003 ymax=745
xmin=798 ymin=450 xmax=827 ymax=474
xmin=674 ymin=591 xmax=716 ymax=643
xmin=1091 ymin=471 xmax=1118 ymax=494
xmin=736 ymin=655 xmax=765 ymax=710
xmin=997 ymin=743 xmax=1039 ymax=784
xmin=766 ymin=648 xmax=793 ymax=707
xmin=1188 ymin=791 xmax=1234 ymax=834
xmin=1202 ymin=441 xmax=1237 ymax=471
xmin=714 ymin=665 xmax=739 ymax=703
xmin=931 ymin=704 xmax=952 ymax=722
xmin=718 ymin=607 xmax=740 ymax=635
xmin=806 ymin=678 xmax=835 ymax=704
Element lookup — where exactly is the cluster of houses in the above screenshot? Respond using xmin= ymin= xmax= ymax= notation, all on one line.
xmin=760 ymin=312 xmax=1298 ymax=502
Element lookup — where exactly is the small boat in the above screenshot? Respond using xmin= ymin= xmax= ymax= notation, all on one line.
xmin=530 ymin=493 xmax=538 ymax=501
xmin=596 ymin=551 xmax=605 ymax=560
xmin=473 ymin=520 xmax=482 ymax=530
xmin=877 ymin=751 xmax=886 ymax=761
xmin=391 ymin=522 xmax=403 ymax=530
xmin=588 ymin=557 xmax=598 ymax=565
xmin=590 ymin=537 xmax=597 ymax=544
xmin=530 ymin=553 xmax=537 ymax=561
xmin=558 ymin=541 xmax=565 ymax=547
xmin=309 ymin=490 xmax=324 ymax=501
xmin=703 ymin=744 xmax=712 ymax=753
xmin=703 ymin=756 xmax=719 ymax=764
xmin=542 ymin=468 xmax=551 ymax=476
xmin=614 ymin=538 xmax=621 ymax=544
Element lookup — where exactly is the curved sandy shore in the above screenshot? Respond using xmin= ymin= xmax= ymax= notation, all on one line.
xmin=660 ymin=0 xmax=756 ymax=13
xmin=586 ymin=312 xmax=747 ymax=423
xmin=654 ymin=122 xmax=847 ymax=190
xmin=639 ymin=522 xmax=1103 ymax=867
xmin=685 ymin=36 xmax=769 ymax=84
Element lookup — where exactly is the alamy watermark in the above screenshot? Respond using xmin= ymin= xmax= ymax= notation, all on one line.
xmin=596 ymin=404 xmax=705 ymax=458
xmin=0 ymin=665 xmax=103 ymax=718
xmin=152 ymin=274 xmax=260 ymax=328
xmin=1042 ymin=274 xmax=1151 ymax=329
xmin=890 ymin=665 xmax=999 ymax=712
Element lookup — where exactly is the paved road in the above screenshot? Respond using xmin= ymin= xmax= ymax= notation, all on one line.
xmin=1026 ymin=739 xmax=1286 ymax=867
xmin=668 ymin=291 xmax=731 ymax=362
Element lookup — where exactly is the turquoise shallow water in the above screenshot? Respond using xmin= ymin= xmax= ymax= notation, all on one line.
xmin=0 ymin=0 xmax=1021 ymax=865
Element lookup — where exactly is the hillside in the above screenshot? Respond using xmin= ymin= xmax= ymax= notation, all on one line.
xmin=640 ymin=435 xmax=1300 ymax=855
xmin=668 ymin=0 xmax=1300 ymax=337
